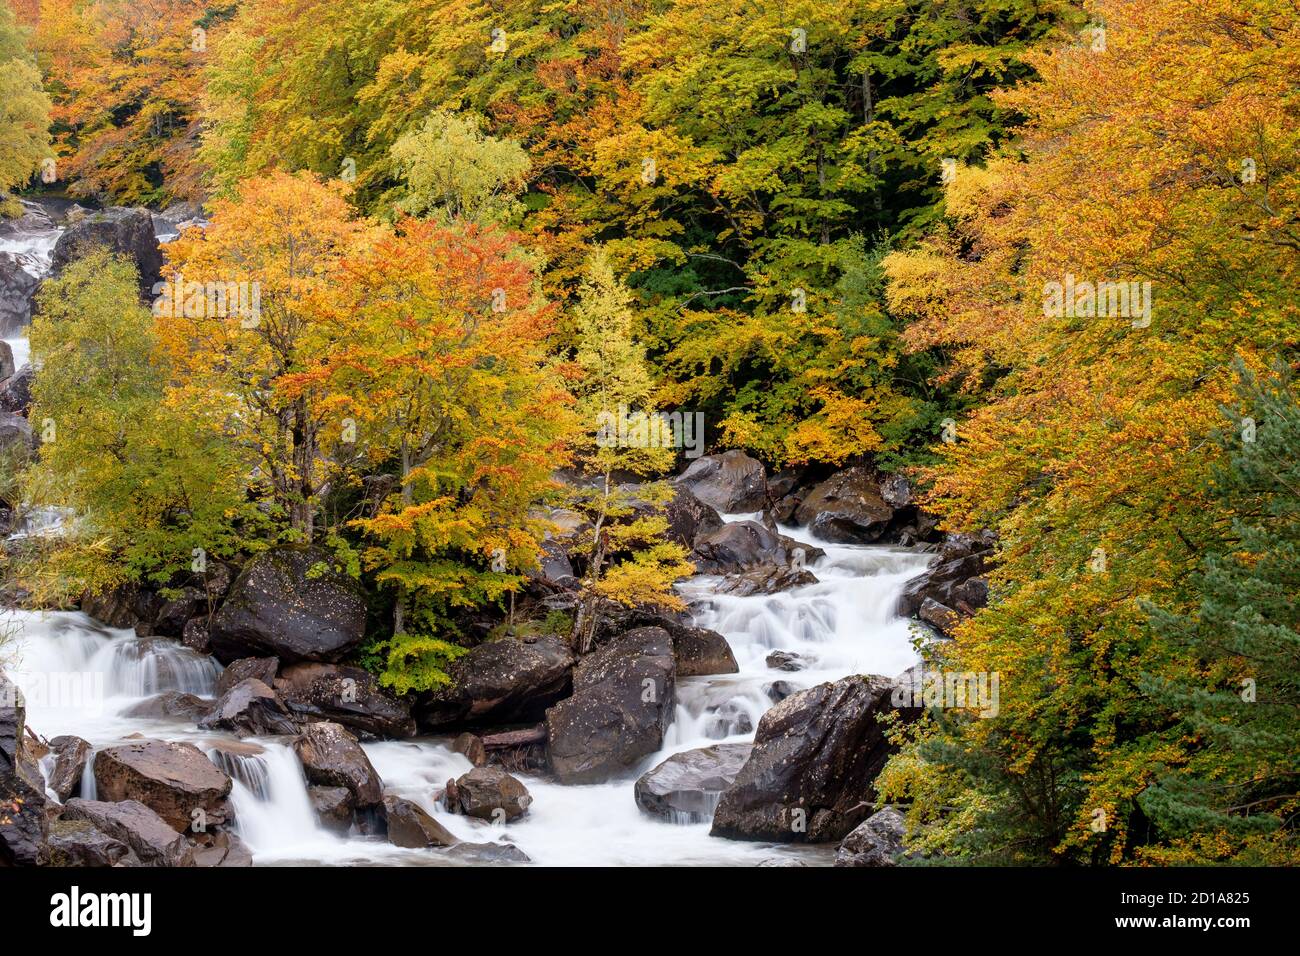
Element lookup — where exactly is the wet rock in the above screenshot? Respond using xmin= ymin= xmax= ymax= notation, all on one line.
xmin=690 ymin=520 xmax=825 ymax=574
xmin=383 ymin=794 xmax=457 ymax=848
xmin=835 ymin=806 xmax=907 ymax=867
xmin=794 ymin=466 xmax=896 ymax=544
xmin=716 ymin=565 xmax=818 ymax=596
xmin=45 ymin=817 xmax=133 ymax=867
xmin=275 ymin=662 xmax=415 ymax=739
xmin=46 ymin=735 xmax=93 ymax=802
xmin=451 ymin=733 xmax=487 ymax=767
xmin=198 ymin=678 xmax=299 ymax=738
xmin=664 ymin=485 xmax=724 ymax=547
xmin=0 ymin=364 xmax=33 ymax=414
xmin=308 ymin=785 xmax=354 ymax=834
xmin=0 ymin=411 xmax=34 ymax=455
xmin=61 ymin=798 xmax=190 ymax=866
xmin=208 ymin=546 xmax=367 ymax=664
xmin=454 ymin=767 xmax=531 ymax=821
xmin=0 ymin=341 xmax=12 ymax=382
xmin=672 ymin=625 xmax=738 ymax=677
xmin=711 ymin=674 xmax=921 ymax=843
xmin=181 ymin=617 xmax=210 ymax=654
xmin=674 ymin=450 xmax=767 ymax=513
xmin=121 ymin=691 xmax=212 ymax=723
xmin=763 ymin=680 xmax=796 ymax=702
xmin=918 ymin=597 xmax=959 ymax=633
xmin=0 ymin=253 xmax=39 ymax=336
xmin=79 ymin=581 xmax=158 ymax=631
xmin=216 ymin=657 xmax=279 ymax=697
xmin=440 ymin=841 xmax=530 ymax=864
xmin=93 ymin=739 xmax=233 ymax=832
xmin=634 ymin=743 xmax=751 ymax=823
xmin=765 ymin=650 xmax=807 ymax=672
xmin=546 ymin=627 xmax=676 ymax=784
xmin=190 ymin=829 xmax=253 ymax=867
xmin=152 ymin=586 xmax=205 ymax=637
xmin=417 ymin=635 xmax=574 ymax=732
xmin=0 ymin=672 xmax=47 ymax=865
xmin=897 ymin=531 xmax=996 ymax=631
xmin=293 ymin=721 xmax=383 ymax=810
xmin=704 ymin=699 xmax=755 ymax=738
xmin=50 ymin=207 xmax=164 ymax=297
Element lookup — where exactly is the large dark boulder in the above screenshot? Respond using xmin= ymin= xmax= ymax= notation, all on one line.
xmin=416 ymin=635 xmax=575 ymax=732
xmin=664 ymin=486 xmax=724 ymax=547
xmin=794 ymin=467 xmax=896 ymax=543
xmin=545 ymin=627 xmax=676 ymax=784
xmin=93 ymin=739 xmax=233 ymax=832
xmin=383 ymin=794 xmax=457 ymax=848
xmin=0 ymin=364 xmax=33 ymax=415
xmin=293 ymin=721 xmax=383 ymax=810
xmin=710 ymin=674 xmax=920 ymax=843
xmin=46 ymin=735 xmax=93 ymax=802
xmin=49 ymin=207 xmax=163 ymax=297
xmin=0 ymin=673 xmax=47 ymax=865
xmin=198 ymin=678 xmax=299 ymax=738
xmin=690 ymin=520 xmax=824 ymax=574
xmin=672 ymin=626 xmax=738 ymax=677
xmin=634 ymin=743 xmax=751 ymax=823
xmin=61 ymin=798 xmax=190 ymax=866
xmin=275 ymin=662 xmax=415 ymax=739
xmin=674 ymin=450 xmax=767 ymax=513
xmin=0 ymin=253 xmax=40 ymax=336
xmin=453 ymin=767 xmax=532 ymax=821
xmin=835 ymin=806 xmax=908 ymax=867
xmin=208 ymin=546 xmax=367 ymax=664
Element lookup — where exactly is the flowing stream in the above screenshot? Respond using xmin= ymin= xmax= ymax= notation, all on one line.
xmin=0 ymin=202 xmax=933 ymax=865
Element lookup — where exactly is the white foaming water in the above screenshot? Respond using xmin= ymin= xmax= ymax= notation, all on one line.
xmin=2 ymin=523 xmax=931 ymax=865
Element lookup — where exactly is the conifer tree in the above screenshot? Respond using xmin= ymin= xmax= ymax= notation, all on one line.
xmin=1139 ymin=363 xmax=1300 ymax=862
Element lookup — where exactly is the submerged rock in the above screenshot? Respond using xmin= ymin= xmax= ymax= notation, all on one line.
xmin=634 ymin=743 xmax=751 ymax=823
xmin=383 ymin=794 xmax=457 ymax=848
xmin=454 ymin=767 xmax=532 ymax=821
xmin=46 ymin=734 xmax=93 ymax=802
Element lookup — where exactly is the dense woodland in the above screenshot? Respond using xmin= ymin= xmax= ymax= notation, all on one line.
xmin=0 ymin=0 xmax=1296 ymax=866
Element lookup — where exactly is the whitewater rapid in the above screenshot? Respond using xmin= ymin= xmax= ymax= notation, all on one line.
xmin=3 ymin=532 xmax=930 ymax=866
